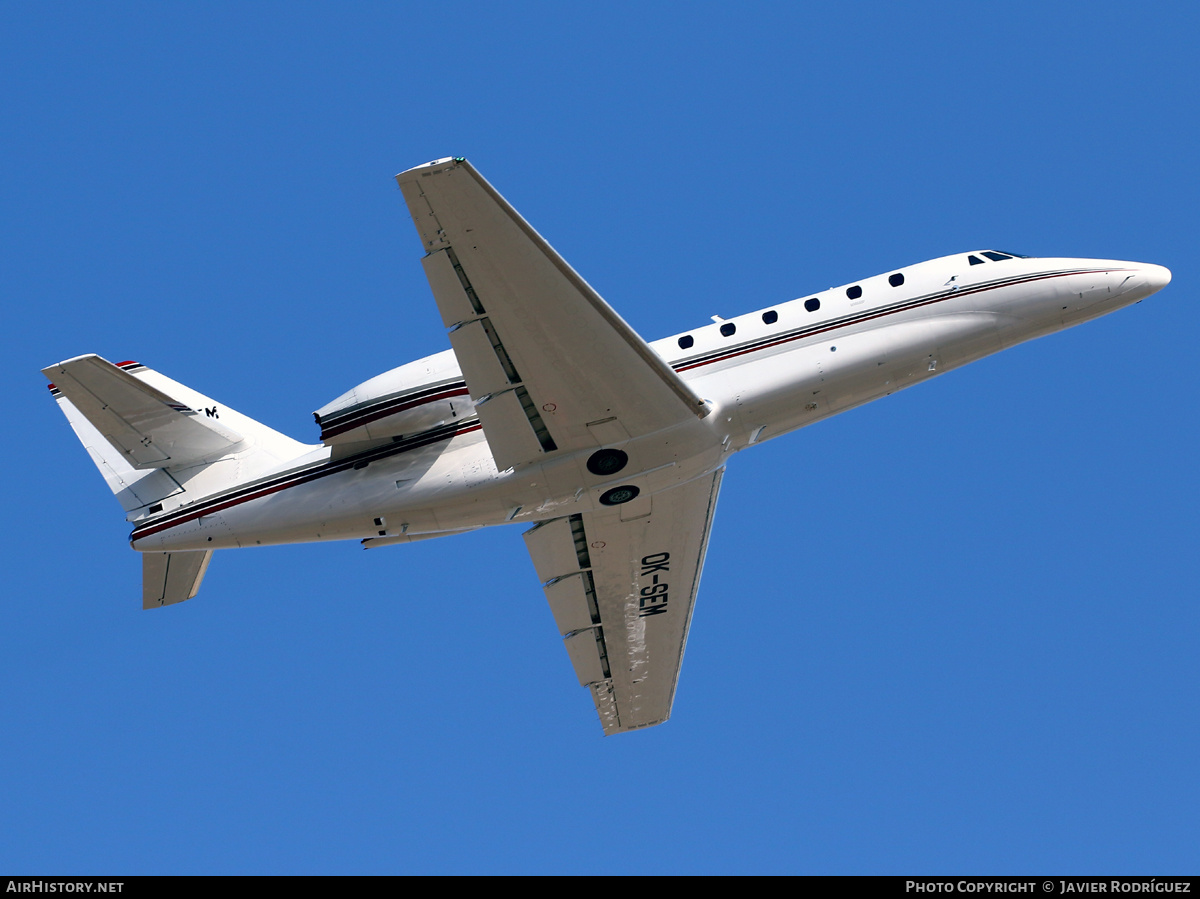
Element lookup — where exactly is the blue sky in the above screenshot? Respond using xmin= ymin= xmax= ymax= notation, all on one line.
xmin=3 ymin=1 xmax=1198 ymax=874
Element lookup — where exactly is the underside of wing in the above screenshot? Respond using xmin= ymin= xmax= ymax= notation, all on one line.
xmin=396 ymin=157 xmax=708 ymax=471
xmin=523 ymin=469 xmax=724 ymax=734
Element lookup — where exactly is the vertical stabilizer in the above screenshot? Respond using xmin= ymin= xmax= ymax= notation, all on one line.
xmin=143 ymin=551 xmax=212 ymax=609
xmin=45 ymin=355 xmax=319 ymax=609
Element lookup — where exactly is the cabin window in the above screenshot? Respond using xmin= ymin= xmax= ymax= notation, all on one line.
xmin=762 ymin=310 xmax=778 ymax=324
xmin=804 ymin=298 xmax=820 ymax=312
xmin=846 ymin=285 xmax=863 ymax=300
xmin=678 ymin=335 xmax=694 ymax=349
xmin=888 ymin=273 xmax=904 ymax=287
xmin=720 ymin=322 xmax=737 ymax=337
xmin=982 ymin=251 xmax=1013 ymax=261
xmin=968 ymin=255 xmax=985 ymax=265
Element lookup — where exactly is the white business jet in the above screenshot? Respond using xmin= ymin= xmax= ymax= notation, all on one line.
xmin=44 ymin=157 xmax=1171 ymax=734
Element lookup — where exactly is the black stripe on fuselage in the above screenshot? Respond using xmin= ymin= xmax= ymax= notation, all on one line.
xmin=130 ymin=267 xmax=1110 ymax=542
xmin=667 ymin=268 xmax=1107 ymax=373
xmin=130 ymin=418 xmax=483 ymax=541
xmin=318 ymin=379 xmax=470 ymax=439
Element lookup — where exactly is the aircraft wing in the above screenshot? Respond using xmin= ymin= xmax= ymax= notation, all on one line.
xmin=522 ymin=469 xmax=724 ymax=734
xmin=396 ymin=157 xmax=709 ymax=472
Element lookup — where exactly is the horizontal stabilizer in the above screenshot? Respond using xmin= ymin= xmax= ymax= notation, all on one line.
xmin=143 ymin=550 xmax=212 ymax=609
xmin=44 ymin=355 xmax=244 ymax=470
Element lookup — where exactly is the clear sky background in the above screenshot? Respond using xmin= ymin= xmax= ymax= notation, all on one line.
xmin=2 ymin=1 xmax=1197 ymax=874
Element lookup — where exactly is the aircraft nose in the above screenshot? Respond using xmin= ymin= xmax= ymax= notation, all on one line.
xmin=1143 ymin=263 xmax=1172 ymax=293
xmin=1114 ymin=262 xmax=1171 ymax=301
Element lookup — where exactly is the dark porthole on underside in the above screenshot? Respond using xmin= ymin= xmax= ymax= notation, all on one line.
xmin=720 ymin=322 xmax=736 ymax=337
xmin=846 ymin=285 xmax=863 ymax=300
xmin=587 ymin=448 xmax=629 ymax=476
xmin=599 ymin=485 xmax=640 ymax=506
xmin=889 ymin=273 xmax=904 ymax=287
xmin=678 ymin=335 xmax=694 ymax=349
xmin=762 ymin=310 xmax=778 ymax=324
xmin=804 ymin=298 xmax=820 ymax=312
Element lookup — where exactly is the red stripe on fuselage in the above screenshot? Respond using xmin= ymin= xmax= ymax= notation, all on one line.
xmin=131 ymin=269 xmax=1108 ymax=543
xmin=131 ymin=422 xmax=483 ymax=542
xmin=320 ymin=386 xmax=470 ymax=439
xmin=672 ymin=270 xmax=1101 ymax=373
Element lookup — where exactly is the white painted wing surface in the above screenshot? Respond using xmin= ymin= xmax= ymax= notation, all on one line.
xmin=396 ymin=157 xmax=708 ymax=471
xmin=523 ymin=469 xmax=724 ymax=734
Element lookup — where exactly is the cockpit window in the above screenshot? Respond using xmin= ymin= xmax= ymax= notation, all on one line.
xmin=994 ymin=250 xmax=1030 ymax=258
xmin=968 ymin=255 xmax=985 ymax=265
xmin=982 ymin=251 xmax=1013 ymax=261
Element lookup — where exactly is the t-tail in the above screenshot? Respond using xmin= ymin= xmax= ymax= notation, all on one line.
xmin=43 ymin=355 xmax=316 ymax=609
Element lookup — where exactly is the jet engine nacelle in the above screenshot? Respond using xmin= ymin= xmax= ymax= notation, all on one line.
xmin=313 ymin=348 xmax=470 ymax=446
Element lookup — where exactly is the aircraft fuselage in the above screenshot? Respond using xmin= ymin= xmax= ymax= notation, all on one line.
xmin=129 ymin=251 xmax=1168 ymax=554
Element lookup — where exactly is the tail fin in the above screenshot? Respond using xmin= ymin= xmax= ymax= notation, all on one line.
xmin=45 ymin=352 xmax=319 ymax=602
xmin=46 ymin=355 xmax=246 ymax=471
xmin=143 ymin=551 xmax=212 ymax=609
xmin=46 ymin=354 xmax=315 ymax=513
xmin=45 ymin=355 xmax=314 ymax=516
xmin=45 ymin=355 xmax=318 ymax=606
